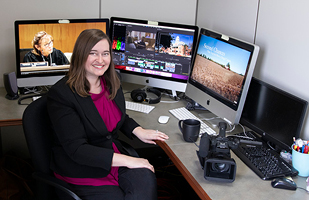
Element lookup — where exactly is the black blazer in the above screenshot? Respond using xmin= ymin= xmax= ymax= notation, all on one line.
xmin=47 ymin=76 xmax=139 ymax=178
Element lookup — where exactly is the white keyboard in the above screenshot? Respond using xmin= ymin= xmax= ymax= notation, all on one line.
xmin=169 ymin=107 xmax=216 ymax=135
xmin=125 ymin=101 xmax=155 ymax=114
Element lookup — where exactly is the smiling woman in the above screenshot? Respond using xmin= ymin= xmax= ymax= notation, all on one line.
xmin=47 ymin=29 xmax=169 ymax=200
xmin=85 ymin=39 xmax=111 ymax=94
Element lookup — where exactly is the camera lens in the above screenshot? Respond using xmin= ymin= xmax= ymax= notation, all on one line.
xmin=212 ymin=162 xmax=230 ymax=172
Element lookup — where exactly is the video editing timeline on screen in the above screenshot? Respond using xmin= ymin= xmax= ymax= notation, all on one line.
xmin=111 ymin=20 xmax=195 ymax=81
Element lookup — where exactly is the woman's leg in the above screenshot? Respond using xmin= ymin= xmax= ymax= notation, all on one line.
xmin=118 ymin=167 xmax=157 ymax=200
xmin=64 ymin=184 xmax=125 ymax=200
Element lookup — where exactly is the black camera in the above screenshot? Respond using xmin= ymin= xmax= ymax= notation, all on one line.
xmin=197 ymin=122 xmax=239 ymax=182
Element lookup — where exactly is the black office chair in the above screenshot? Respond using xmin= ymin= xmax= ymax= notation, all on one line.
xmin=22 ymin=94 xmax=139 ymax=200
xmin=22 ymin=95 xmax=81 ymax=200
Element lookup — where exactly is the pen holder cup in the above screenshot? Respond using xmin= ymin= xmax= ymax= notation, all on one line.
xmin=292 ymin=146 xmax=309 ymax=177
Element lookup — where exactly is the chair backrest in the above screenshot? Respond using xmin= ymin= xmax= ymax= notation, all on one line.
xmin=22 ymin=95 xmax=53 ymax=175
xmin=23 ymin=95 xmax=81 ymax=200
xmin=20 ymin=48 xmax=33 ymax=63
xmin=22 ymin=95 xmax=58 ymax=199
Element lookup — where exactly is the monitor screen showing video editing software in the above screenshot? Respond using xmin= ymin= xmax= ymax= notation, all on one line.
xmin=110 ymin=17 xmax=198 ymax=94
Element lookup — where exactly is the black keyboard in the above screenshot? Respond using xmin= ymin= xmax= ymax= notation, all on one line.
xmin=231 ymin=131 xmax=298 ymax=180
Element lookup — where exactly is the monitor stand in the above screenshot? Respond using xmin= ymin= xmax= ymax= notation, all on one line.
xmin=152 ymin=87 xmax=182 ymax=101
xmin=198 ymin=112 xmax=227 ymax=130
xmin=185 ymin=101 xmax=207 ymax=111
xmin=171 ymin=90 xmax=177 ymax=100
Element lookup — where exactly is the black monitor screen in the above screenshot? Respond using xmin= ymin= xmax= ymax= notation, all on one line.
xmin=241 ymin=77 xmax=308 ymax=151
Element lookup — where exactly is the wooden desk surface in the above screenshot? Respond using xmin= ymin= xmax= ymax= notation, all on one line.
xmin=122 ymin=84 xmax=308 ymax=200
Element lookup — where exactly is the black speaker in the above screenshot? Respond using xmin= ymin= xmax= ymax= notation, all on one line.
xmin=130 ymin=88 xmax=161 ymax=104
xmin=3 ymin=72 xmax=19 ymax=100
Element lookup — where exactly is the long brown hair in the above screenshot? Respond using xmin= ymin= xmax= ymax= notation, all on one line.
xmin=66 ymin=29 xmax=120 ymax=99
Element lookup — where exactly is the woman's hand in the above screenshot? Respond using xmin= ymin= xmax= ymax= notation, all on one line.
xmin=132 ymin=127 xmax=169 ymax=145
xmin=112 ymin=153 xmax=155 ymax=172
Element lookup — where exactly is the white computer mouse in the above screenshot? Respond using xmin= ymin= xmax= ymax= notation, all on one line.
xmin=158 ymin=116 xmax=170 ymax=124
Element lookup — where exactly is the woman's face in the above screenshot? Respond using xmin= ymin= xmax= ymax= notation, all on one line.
xmin=85 ymin=39 xmax=111 ymax=81
xmin=36 ymin=36 xmax=53 ymax=56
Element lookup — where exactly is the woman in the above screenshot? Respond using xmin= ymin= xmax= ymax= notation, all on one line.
xmin=47 ymin=29 xmax=169 ymax=200
xmin=23 ymin=31 xmax=69 ymax=66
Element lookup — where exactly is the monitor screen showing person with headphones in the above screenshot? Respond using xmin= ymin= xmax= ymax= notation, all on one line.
xmin=110 ymin=17 xmax=199 ymax=97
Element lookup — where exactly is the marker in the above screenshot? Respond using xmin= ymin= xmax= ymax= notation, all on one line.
xmin=293 ymin=145 xmax=298 ymax=151
xmin=302 ymin=146 xmax=305 ymax=153
xmin=304 ymin=145 xmax=308 ymax=154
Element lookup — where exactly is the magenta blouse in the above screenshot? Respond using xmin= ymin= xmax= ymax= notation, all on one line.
xmin=54 ymin=77 xmax=122 ymax=186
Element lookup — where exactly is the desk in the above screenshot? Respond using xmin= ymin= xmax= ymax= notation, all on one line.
xmin=0 ymin=87 xmax=27 ymax=127
xmin=0 ymin=87 xmax=33 ymax=156
xmin=1 ymin=85 xmax=308 ymax=199
xmin=122 ymin=84 xmax=308 ymax=200
xmin=20 ymin=65 xmax=69 ymax=72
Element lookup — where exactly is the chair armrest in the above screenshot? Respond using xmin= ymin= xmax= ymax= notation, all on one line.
xmin=119 ymin=140 xmax=139 ymax=158
xmin=32 ymin=172 xmax=82 ymax=200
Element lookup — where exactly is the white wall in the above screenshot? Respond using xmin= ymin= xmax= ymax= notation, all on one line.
xmin=254 ymin=0 xmax=309 ymax=140
xmin=100 ymin=0 xmax=197 ymax=25
xmin=196 ymin=0 xmax=259 ymax=44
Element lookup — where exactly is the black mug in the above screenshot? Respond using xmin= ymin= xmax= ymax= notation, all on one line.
xmin=178 ymin=119 xmax=200 ymax=142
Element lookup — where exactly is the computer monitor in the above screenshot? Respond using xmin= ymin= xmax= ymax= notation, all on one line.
xmin=110 ymin=17 xmax=198 ymax=97
xmin=185 ymin=28 xmax=260 ymax=125
xmin=14 ymin=18 xmax=109 ymax=88
xmin=240 ymin=77 xmax=308 ymax=152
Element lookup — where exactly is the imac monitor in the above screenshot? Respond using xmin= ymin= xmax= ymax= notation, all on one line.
xmin=240 ymin=77 xmax=308 ymax=152
xmin=110 ymin=17 xmax=198 ymax=97
xmin=15 ymin=18 xmax=109 ymax=88
xmin=186 ymin=28 xmax=260 ymax=125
